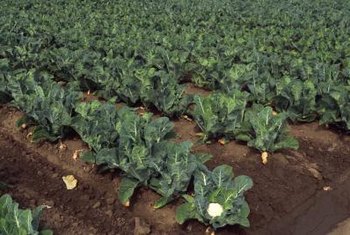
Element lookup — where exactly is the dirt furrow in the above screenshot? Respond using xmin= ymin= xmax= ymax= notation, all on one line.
xmin=0 ymin=132 xmax=133 ymax=235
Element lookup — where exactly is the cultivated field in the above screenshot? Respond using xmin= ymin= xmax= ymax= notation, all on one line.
xmin=1 ymin=0 xmax=350 ymax=234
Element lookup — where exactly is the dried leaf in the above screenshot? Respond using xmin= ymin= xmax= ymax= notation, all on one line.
xmin=123 ymin=200 xmax=130 ymax=207
xmin=307 ymin=167 xmax=322 ymax=180
xmin=62 ymin=175 xmax=78 ymax=190
xmin=205 ymin=227 xmax=214 ymax=234
xmin=59 ymin=141 xmax=67 ymax=151
xmin=72 ymin=150 xmax=83 ymax=160
xmin=182 ymin=115 xmax=193 ymax=122
xmin=218 ymin=138 xmax=227 ymax=145
xmin=26 ymin=132 xmax=33 ymax=139
xmin=261 ymin=152 xmax=268 ymax=164
xmin=323 ymin=186 xmax=332 ymax=191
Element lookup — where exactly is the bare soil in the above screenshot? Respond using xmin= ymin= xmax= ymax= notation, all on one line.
xmin=1 ymin=102 xmax=350 ymax=235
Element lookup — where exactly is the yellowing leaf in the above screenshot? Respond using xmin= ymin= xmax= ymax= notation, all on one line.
xmin=62 ymin=175 xmax=78 ymax=190
xmin=26 ymin=132 xmax=33 ymax=139
xmin=205 ymin=227 xmax=215 ymax=235
xmin=123 ymin=200 xmax=130 ymax=207
xmin=182 ymin=115 xmax=193 ymax=122
xmin=195 ymin=132 xmax=205 ymax=137
xmin=261 ymin=152 xmax=268 ymax=164
xmin=59 ymin=141 xmax=67 ymax=151
xmin=72 ymin=149 xmax=83 ymax=160
xmin=323 ymin=186 xmax=332 ymax=191
xmin=218 ymin=138 xmax=227 ymax=145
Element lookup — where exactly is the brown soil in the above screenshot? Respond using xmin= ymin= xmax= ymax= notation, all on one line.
xmin=0 ymin=132 xmax=134 ymax=235
xmin=1 ymin=101 xmax=350 ymax=235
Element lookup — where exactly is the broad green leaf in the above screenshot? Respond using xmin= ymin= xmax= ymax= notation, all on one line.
xmin=212 ymin=165 xmax=233 ymax=188
xmin=176 ymin=202 xmax=196 ymax=224
xmin=40 ymin=230 xmax=54 ymax=235
xmin=0 ymin=194 xmax=51 ymax=235
xmin=153 ymin=196 xmax=172 ymax=209
xmin=182 ymin=195 xmax=195 ymax=203
xmin=118 ymin=177 xmax=140 ymax=205
xmin=80 ymin=151 xmax=96 ymax=164
xmin=32 ymin=127 xmax=58 ymax=142
xmin=195 ymin=153 xmax=213 ymax=164
xmin=233 ymin=176 xmax=254 ymax=195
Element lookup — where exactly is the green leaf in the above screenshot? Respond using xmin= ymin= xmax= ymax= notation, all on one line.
xmin=32 ymin=127 xmax=59 ymax=142
xmin=240 ymin=104 xmax=298 ymax=152
xmin=195 ymin=153 xmax=212 ymax=164
xmin=188 ymin=165 xmax=253 ymax=229
xmin=31 ymin=206 xmax=44 ymax=231
xmin=144 ymin=117 xmax=174 ymax=146
xmin=176 ymin=202 xmax=196 ymax=224
xmin=153 ymin=196 xmax=172 ymax=209
xmin=72 ymin=101 xmax=119 ymax=152
xmin=15 ymin=115 xmax=33 ymax=128
xmin=0 ymin=194 xmax=50 ymax=235
xmin=118 ymin=177 xmax=140 ymax=205
xmin=212 ymin=165 xmax=233 ymax=188
xmin=8 ymin=71 xmax=81 ymax=142
xmin=193 ymin=91 xmax=248 ymax=140
xmin=233 ymin=175 xmax=254 ymax=195
xmin=40 ymin=230 xmax=54 ymax=235
xmin=182 ymin=195 xmax=195 ymax=203
xmin=80 ymin=151 xmax=96 ymax=164
xmin=274 ymin=78 xmax=317 ymax=122
xmin=273 ymin=135 xmax=299 ymax=152
xmin=149 ymin=141 xmax=199 ymax=207
xmin=234 ymin=133 xmax=252 ymax=142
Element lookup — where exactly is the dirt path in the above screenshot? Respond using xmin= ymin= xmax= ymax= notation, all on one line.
xmin=0 ymin=132 xmax=134 ymax=234
xmin=259 ymin=168 xmax=350 ymax=235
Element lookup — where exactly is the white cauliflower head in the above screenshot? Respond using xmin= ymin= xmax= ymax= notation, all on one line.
xmin=207 ymin=203 xmax=224 ymax=218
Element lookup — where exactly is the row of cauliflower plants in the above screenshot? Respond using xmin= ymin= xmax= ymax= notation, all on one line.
xmin=0 ymin=69 xmax=253 ymax=231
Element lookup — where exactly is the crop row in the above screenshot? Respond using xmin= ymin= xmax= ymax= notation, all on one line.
xmin=1 ymin=61 xmax=299 ymax=157
xmin=0 ymin=0 xmax=300 ymax=156
xmin=0 ymin=69 xmax=253 ymax=230
xmin=1 ymin=0 xmax=350 ymax=144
